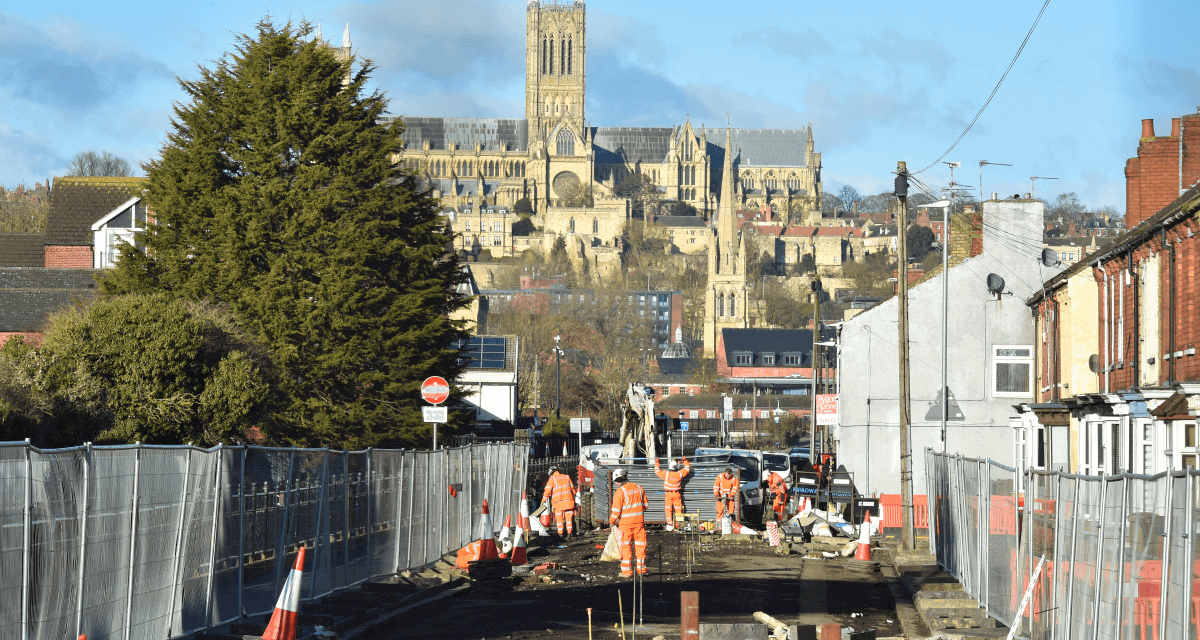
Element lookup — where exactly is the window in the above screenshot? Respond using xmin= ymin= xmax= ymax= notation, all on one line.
xmin=465 ymin=221 xmax=471 ymax=232
xmin=993 ymin=345 xmax=1033 ymax=397
xmin=493 ymin=221 xmax=501 ymax=232
xmin=593 ymin=218 xmax=599 ymax=233
xmin=718 ymin=293 xmax=724 ymax=316
xmin=784 ymin=355 xmax=801 ymax=366
xmin=761 ymin=354 xmax=775 ymax=365
xmin=549 ymin=38 xmax=554 ymax=74
xmin=734 ymin=353 xmax=751 ymax=365
xmin=557 ymin=128 xmax=575 ymax=156
xmin=542 ymin=37 xmax=547 ymax=74
xmin=493 ymin=236 xmax=502 ymax=246
xmin=567 ymin=36 xmax=572 ymax=74
xmin=729 ymin=295 xmax=736 ymax=317
xmin=569 ymin=218 xmax=575 ymax=233
xmin=690 ymin=410 xmax=698 ymax=419
xmin=706 ymin=410 xmax=716 ymax=419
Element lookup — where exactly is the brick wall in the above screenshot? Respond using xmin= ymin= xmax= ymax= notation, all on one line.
xmin=45 ymin=245 xmax=93 ymax=269
xmin=0 ymin=332 xmax=43 ymax=347
xmin=1125 ymin=114 xmax=1200 ymax=229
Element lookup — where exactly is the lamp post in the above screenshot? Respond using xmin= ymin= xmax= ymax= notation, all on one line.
xmin=925 ymin=198 xmax=952 ymax=452
xmin=809 ymin=279 xmax=823 ymax=457
xmin=554 ymin=334 xmax=562 ymax=420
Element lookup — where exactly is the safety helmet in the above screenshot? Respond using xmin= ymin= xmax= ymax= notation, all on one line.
xmin=668 ymin=460 xmax=679 ymax=471
xmin=613 ymin=469 xmax=628 ymax=482
xmin=549 ymin=465 xmax=559 ymax=474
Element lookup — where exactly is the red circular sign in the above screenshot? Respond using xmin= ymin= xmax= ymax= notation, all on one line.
xmin=421 ymin=376 xmax=450 ymax=405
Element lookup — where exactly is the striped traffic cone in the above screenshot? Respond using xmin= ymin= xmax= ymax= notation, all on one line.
xmin=511 ymin=512 xmax=528 ymax=565
xmin=262 ymin=546 xmax=306 ymax=640
xmin=477 ymin=499 xmax=500 ymax=560
xmin=497 ymin=515 xmax=513 ymax=546
xmin=854 ymin=513 xmax=873 ymax=561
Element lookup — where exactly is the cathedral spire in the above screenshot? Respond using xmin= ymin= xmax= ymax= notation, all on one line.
xmin=717 ymin=124 xmax=738 ymax=274
xmin=342 ymin=21 xmax=352 ymax=49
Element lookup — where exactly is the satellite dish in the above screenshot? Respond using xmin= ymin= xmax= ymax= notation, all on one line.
xmin=986 ymin=273 xmax=1006 ymax=295
xmin=1088 ymin=354 xmax=1100 ymax=373
xmin=1041 ymin=248 xmax=1061 ymax=268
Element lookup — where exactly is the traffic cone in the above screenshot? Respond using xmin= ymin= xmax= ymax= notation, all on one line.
xmin=799 ymin=496 xmax=812 ymax=516
xmin=854 ymin=513 xmax=873 ymax=561
xmin=477 ymin=499 xmax=500 ymax=560
xmin=510 ymin=519 xmax=528 ymax=565
xmin=497 ymin=515 xmax=513 ymax=546
xmin=563 ymin=441 xmax=568 ymax=457
xmin=262 ymin=546 xmax=306 ymax=640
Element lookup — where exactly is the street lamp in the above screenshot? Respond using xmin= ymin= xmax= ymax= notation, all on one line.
xmin=554 ymin=334 xmax=563 ymax=420
xmin=924 ymin=199 xmax=952 ymax=452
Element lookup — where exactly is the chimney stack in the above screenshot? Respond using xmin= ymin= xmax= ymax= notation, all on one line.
xmin=1142 ymin=119 xmax=1155 ymax=139
xmin=991 ymin=192 xmax=998 ymax=201
xmin=1171 ymin=118 xmax=1181 ymax=137
xmin=1023 ymin=193 xmax=1031 ymax=200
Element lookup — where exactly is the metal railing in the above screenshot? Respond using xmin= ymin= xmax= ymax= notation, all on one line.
xmin=0 ymin=440 xmax=527 ymax=640
xmin=928 ymin=448 xmax=1200 ymax=639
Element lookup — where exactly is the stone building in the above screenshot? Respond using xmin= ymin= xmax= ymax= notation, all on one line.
xmin=382 ymin=0 xmax=822 ymax=265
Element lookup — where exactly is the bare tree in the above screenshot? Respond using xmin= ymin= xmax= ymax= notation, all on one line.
xmin=67 ymin=151 xmax=133 ymax=177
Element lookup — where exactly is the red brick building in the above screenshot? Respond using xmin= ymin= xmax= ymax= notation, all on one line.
xmin=1125 ymin=113 xmax=1200 ymax=228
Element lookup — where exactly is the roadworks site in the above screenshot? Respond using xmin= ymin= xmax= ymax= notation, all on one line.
xmin=195 ymin=519 xmax=1010 ymax=640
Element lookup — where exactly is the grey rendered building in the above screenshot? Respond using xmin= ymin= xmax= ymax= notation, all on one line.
xmin=835 ymin=198 xmax=1050 ymax=495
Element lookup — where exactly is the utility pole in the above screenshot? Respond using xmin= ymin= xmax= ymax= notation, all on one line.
xmin=895 ymin=161 xmax=915 ymax=551
xmin=810 ymin=279 xmax=822 ymax=458
xmin=555 ymin=334 xmax=562 ymax=420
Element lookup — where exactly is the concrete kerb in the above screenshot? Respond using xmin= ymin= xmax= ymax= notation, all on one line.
xmin=885 ymin=546 xmax=1007 ymax=638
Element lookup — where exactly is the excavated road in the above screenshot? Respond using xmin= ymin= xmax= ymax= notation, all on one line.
xmin=369 ymin=528 xmax=902 ymax=640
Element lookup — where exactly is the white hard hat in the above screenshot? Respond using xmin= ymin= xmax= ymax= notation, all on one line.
xmin=668 ymin=460 xmax=679 ymax=471
xmin=613 ymin=469 xmax=628 ymax=482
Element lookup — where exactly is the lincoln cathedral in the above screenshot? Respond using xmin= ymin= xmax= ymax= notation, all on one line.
xmin=376 ymin=1 xmax=886 ymax=357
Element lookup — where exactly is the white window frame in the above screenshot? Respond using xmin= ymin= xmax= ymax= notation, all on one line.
xmin=992 ymin=344 xmax=1034 ymax=398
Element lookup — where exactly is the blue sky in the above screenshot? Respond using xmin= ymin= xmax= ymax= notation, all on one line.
xmin=2 ymin=0 xmax=1196 ymax=212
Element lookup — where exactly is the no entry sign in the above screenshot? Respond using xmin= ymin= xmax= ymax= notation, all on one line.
xmin=421 ymin=376 xmax=450 ymax=405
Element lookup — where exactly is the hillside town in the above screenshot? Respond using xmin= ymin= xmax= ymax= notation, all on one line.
xmin=0 ymin=2 xmax=1195 ymax=639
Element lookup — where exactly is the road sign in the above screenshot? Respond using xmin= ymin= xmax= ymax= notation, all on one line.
xmin=816 ymin=394 xmax=838 ymax=426
xmin=723 ymin=396 xmax=733 ymax=412
xmin=421 ymin=376 xmax=450 ymax=405
xmin=422 ymin=406 xmax=448 ymax=423
xmin=924 ymin=387 xmax=965 ymax=422
xmin=680 ymin=421 xmax=689 ymax=431
xmin=569 ymin=418 xmax=592 ymax=433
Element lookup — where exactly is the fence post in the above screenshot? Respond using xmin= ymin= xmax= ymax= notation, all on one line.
xmin=392 ymin=452 xmax=404 ymax=574
xmin=366 ymin=448 xmax=373 ymax=576
xmin=1183 ymin=472 xmax=1195 ymax=636
xmin=1090 ymin=477 xmax=1109 ymax=640
xmin=273 ymin=451 xmax=296 ymax=599
xmin=1113 ymin=477 xmax=1129 ymax=633
xmin=977 ymin=460 xmax=985 ymax=603
xmin=1063 ymin=478 xmax=1082 ymax=640
xmin=344 ymin=450 xmax=351 ymax=584
xmin=204 ymin=446 xmax=224 ymax=628
xmin=21 ymin=440 xmax=31 ymax=640
xmin=406 ymin=451 xmax=415 ymax=570
xmin=238 ymin=448 xmax=245 ymax=620
xmin=167 ymin=445 xmax=193 ymax=637
xmin=74 ymin=442 xmax=92 ymax=640
xmin=310 ymin=450 xmax=329 ymax=599
xmin=1158 ymin=472 xmax=1175 ymax=640
xmin=123 ymin=444 xmax=141 ymax=640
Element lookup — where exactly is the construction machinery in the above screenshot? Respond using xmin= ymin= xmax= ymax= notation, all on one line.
xmin=619 ymin=383 xmax=665 ymax=459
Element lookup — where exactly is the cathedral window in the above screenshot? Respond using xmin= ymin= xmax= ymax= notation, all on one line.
xmin=569 ymin=218 xmax=575 ymax=233
xmin=542 ymin=37 xmax=547 ymax=74
xmin=568 ymin=37 xmax=572 ymax=74
xmin=593 ymin=218 xmax=598 ymax=233
xmin=556 ymin=128 xmax=575 ymax=156
xmin=549 ymin=38 xmax=554 ymax=74
xmin=729 ymin=295 xmax=736 ymax=317
xmin=718 ymin=293 xmax=724 ymax=316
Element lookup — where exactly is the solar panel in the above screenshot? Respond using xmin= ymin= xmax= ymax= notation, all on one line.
xmin=456 ymin=336 xmax=509 ymax=369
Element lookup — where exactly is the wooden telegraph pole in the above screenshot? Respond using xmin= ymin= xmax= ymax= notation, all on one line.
xmin=895 ymin=161 xmax=915 ymax=551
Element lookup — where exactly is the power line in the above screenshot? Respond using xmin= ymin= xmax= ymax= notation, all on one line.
xmin=912 ymin=0 xmax=1053 ymax=175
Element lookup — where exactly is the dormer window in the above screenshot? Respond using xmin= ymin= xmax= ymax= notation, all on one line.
xmin=734 ymin=352 xmax=752 ymax=365
xmin=761 ymin=354 xmax=775 ymax=365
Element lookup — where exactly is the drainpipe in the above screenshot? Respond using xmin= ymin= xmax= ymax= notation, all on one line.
xmin=1103 ymin=271 xmax=1110 ymax=393
xmin=1130 ymin=250 xmax=1140 ymax=388
xmin=1168 ymin=232 xmax=1177 ymax=385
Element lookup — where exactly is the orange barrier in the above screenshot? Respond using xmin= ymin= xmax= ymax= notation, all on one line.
xmin=880 ymin=494 xmax=930 ymax=530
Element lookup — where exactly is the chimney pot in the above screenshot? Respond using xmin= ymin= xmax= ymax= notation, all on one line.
xmin=1024 ymin=193 xmax=1032 ymax=200
xmin=991 ymin=192 xmax=998 ymax=201
xmin=1142 ymin=119 xmax=1155 ymax=138
xmin=1172 ymin=118 xmax=1182 ymax=137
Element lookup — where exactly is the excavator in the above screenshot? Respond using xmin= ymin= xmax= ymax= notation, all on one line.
xmin=618 ymin=383 xmax=667 ymax=460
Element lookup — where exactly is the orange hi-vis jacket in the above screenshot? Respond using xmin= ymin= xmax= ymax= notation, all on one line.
xmin=543 ymin=472 xmax=577 ymax=511
xmin=767 ymin=471 xmax=787 ymax=495
xmin=610 ymin=482 xmax=648 ymax=526
xmin=654 ymin=458 xmax=691 ymax=491
xmin=713 ymin=473 xmax=739 ymax=498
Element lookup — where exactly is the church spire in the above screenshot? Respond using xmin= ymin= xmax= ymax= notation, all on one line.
xmin=717 ymin=124 xmax=738 ymax=274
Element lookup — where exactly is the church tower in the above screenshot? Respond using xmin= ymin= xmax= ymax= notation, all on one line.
xmin=704 ymin=126 xmax=750 ymax=357
xmin=526 ymin=1 xmax=586 ymax=145
xmin=525 ymin=1 xmax=589 ymax=212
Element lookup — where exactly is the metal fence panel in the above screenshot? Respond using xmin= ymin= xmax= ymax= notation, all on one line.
xmin=985 ymin=462 xmax=1018 ymax=628
xmin=0 ymin=445 xmax=27 ymax=640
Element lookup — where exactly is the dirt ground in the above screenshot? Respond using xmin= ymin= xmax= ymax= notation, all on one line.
xmin=378 ymin=526 xmax=902 ymax=640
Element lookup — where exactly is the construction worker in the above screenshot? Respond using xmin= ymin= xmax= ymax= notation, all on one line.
xmin=713 ymin=466 xmax=739 ymax=520
xmin=654 ymin=457 xmax=691 ymax=530
xmin=766 ymin=470 xmax=789 ymax=522
xmin=609 ymin=469 xmax=649 ymax=577
xmin=541 ymin=465 xmax=577 ymax=536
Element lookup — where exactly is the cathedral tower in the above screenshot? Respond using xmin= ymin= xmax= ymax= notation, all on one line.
xmin=526 ymin=1 xmax=586 ymax=145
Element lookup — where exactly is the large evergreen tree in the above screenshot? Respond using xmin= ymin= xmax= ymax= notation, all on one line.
xmin=102 ymin=19 xmax=471 ymax=449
